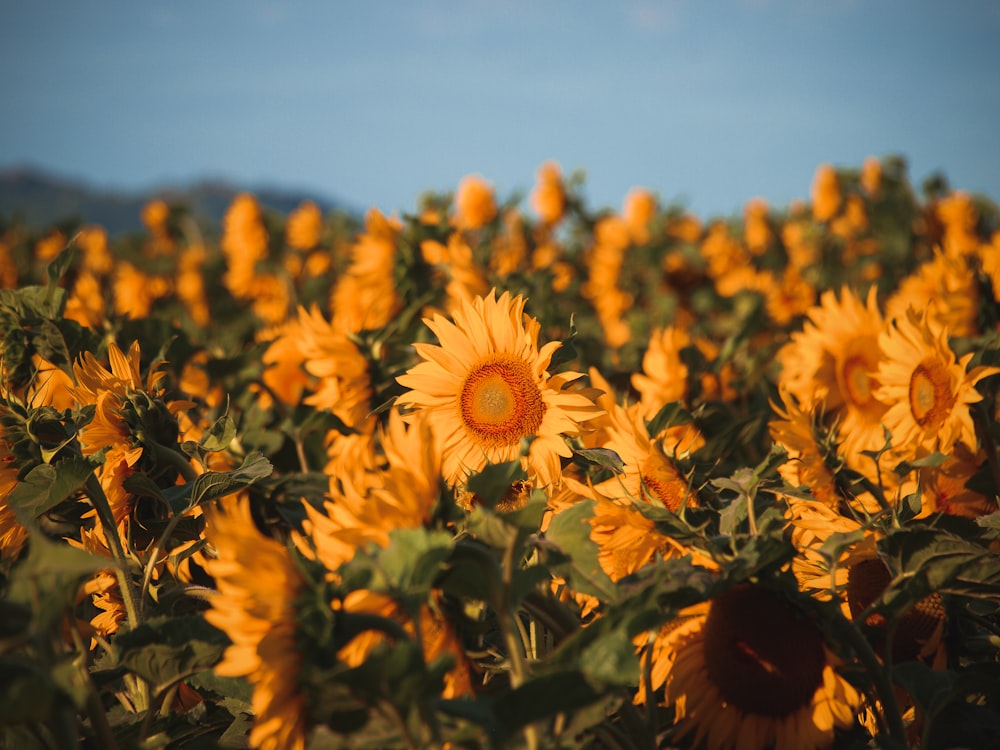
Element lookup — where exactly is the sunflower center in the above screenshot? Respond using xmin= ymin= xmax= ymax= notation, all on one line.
xmin=639 ymin=451 xmax=687 ymax=512
xmin=460 ymin=355 xmax=545 ymax=448
xmin=908 ymin=360 xmax=954 ymax=428
xmin=841 ymin=354 xmax=875 ymax=408
xmin=703 ymin=584 xmax=825 ymax=717
xmin=847 ymin=557 xmax=946 ymax=663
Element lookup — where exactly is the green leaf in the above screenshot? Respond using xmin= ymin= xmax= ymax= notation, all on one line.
xmin=8 ymin=457 xmax=100 ymax=525
xmin=543 ymin=499 xmax=618 ymax=604
xmin=116 ymin=615 xmax=229 ymax=690
xmin=0 ymin=657 xmax=57 ymax=725
xmin=375 ymin=527 xmax=454 ymax=595
xmin=572 ymin=447 xmax=625 ymax=475
xmin=6 ymin=532 xmax=104 ymax=632
xmin=439 ymin=670 xmax=603 ymax=746
xmin=189 ymin=451 xmax=273 ymax=507
xmin=646 ymin=401 xmax=695 ymax=440
xmin=201 ymin=412 xmax=237 ymax=452
xmin=464 ymin=459 xmax=528 ymax=510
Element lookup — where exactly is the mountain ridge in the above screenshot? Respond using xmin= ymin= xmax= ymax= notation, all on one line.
xmin=0 ymin=165 xmax=358 ymax=236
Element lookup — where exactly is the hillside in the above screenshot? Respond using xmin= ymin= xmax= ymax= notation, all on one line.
xmin=0 ymin=165 xmax=354 ymax=235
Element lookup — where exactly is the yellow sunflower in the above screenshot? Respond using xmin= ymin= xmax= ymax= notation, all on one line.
xmin=784 ymin=495 xmax=872 ymax=616
xmin=886 ymin=248 xmax=980 ymax=338
xmin=875 ymin=308 xmax=999 ymax=459
xmin=769 ymin=389 xmax=844 ymax=512
xmin=297 ymin=409 xmax=440 ymax=574
xmin=329 ymin=208 xmax=401 ymax=335
xmin=656 ymin=583 xmax=861 ymax=750
xmin=591 ymin=397 xmax=700 ymax=516
xmin=786 ymin=497 xmax=948 ymax=667
xmin=203 ymin=498 xmax=307 ymax=750
xmin=631 ymin=325 xmax=691 ymax=419
xmin=395 ymin=289 xmax=602 ymax=489
xmin=0 ymin=437 xmax=28 ymax=561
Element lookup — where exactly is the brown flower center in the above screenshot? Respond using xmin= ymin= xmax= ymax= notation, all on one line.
xmin=847 ymin=557 xmax=946 ymax=663
xmin=703 ymin=584 xmax=825 ymax=716
xmin=908 ymin=359 xmax=954 ymax=428
xmin=460 ymin=355 xmax=545 ymax=449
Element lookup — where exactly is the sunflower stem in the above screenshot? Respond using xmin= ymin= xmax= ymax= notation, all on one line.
xmin=836 ymin=614 xmax=908 ymax=744
xmin=84 ymin=473 xmax=149 ymax=713
xmin=500 ymin=530 xmax=540 ymax=750
xmin=69 ymin=623 xmax=118 ymax=750
xmin=139 ymin=507 xmax=189 ymax=618
xmin=148 ymin=440 xmax=198 ymax=482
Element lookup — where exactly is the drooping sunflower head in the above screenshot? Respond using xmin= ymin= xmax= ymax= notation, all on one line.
xmin=396 ymin=289 xmax=602 ymax=489
xmin=663 ymin=582 xmax=861 ymax=750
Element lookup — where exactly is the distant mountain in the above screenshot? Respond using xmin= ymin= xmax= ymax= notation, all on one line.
xmin=0 ymin=165 xmax=356 ymax=236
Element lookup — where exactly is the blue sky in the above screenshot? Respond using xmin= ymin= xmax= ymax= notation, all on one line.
xmin=3 ymin=0 xmax=999 ymax=219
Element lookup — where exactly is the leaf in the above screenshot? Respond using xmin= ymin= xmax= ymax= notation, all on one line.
xmin=6 ymin=532 xmax=104 ymax=632
xmin=465 ymin=459 xmax=528 ymax=510
xmin=8 ymin=457 xmax=100 ymax=525
xmin=188 ymin=451 xmax=273 ymax=507
xmin=646 ymin=401 xmax=695 ymax=441
xmin=572 ymin=447 xmax=625 ymax=475
xmin=201 ymin=412 xmax=237 ymax=452
xmin=116 ymin=615 xmax=229 ymax=690
xmin=543 ymin=499 xmax=618 ymax=604
xmin=375 ymin=528 xmax=454 ymax=595
xmin=439 ymin=670 xmax=603 ymax=746
xmin=0 ymin=657 xmax=57 ymax=725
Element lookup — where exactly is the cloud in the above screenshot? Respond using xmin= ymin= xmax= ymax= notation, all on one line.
xmin=624 ymin=0 xmax=686 ymax=34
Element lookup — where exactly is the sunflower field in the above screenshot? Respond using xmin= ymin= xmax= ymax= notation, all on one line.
xmin=2 ymin=156 xmax=1000 ymax=750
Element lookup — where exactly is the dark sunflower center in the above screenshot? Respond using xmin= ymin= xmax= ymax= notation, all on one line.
xmin=847 ymin=557 xmax=946 ymax=663
xmin=703 ymin=584 xmax=826 ymax=717
xmin=460 ymin=355 xmax=545 ymax=448
xmin=908 ymin=359 xmax=954 ymax=428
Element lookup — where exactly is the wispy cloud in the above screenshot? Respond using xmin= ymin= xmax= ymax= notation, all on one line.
xmin=624 ymin=0 xmax=687 ymax=34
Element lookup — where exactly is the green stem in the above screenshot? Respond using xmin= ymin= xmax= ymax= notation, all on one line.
xmin=69 ymin=623 xmax=118 ymax=750
xmin=499 ymin=532 xmax=539 ymax=750
xmin=84 ymin=474 xmax=149 ymax=713
xmin=148 ymin=441 xmax=198 ymax=482
xmin=139 ymin=507 xmax=188 ymax=618
xmin=834 ymin=614 xmax=907 ymax=744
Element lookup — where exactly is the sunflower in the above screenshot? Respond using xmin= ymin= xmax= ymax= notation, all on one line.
xmin=630 ymin=325 xmax=691 ymax=419
xmin=285 ymin=200 xmax=323 ymax=251
xmin=886 ymin=248 xmax=980 ymax=338
xmin=875 ymin=308 xmax=999 ymax=460
xmin=329 ymin=208 xmax=401 ymax=334
xmin=296 ymin=304 xmax=373 ymax=431
xmin=297 ymin=409 xmax=440 ymax=574
xmin=590 ymin=397 xmax=700 ymax=516
xmin=203 ymin=498 xmax=307 ymax=750
xmin=221 ymin=193 xmax=269 ymax=299
xmin=335 ymin=589 xmax=474 ymax=699
xmin=776 ymin=286 xmax=889 ymax=469
xmin=656 ymin=583 xmax=861 ymax=750
xmin=395 ymin=289 xmax=602 ymax=489
xmin=769 ymin=390 xmax=843 ymax=510
xmin=530 ymin=160 xmax=565 ymax=226
xmin=0 ymin=437 xmax=27 ymax=561
xmin=784 ymin=495 xmax=872 ymax=616
xmin=452 ymin=174 xmax=497 ymax=231
xmin=811 ymin=163 xmax=842 ymax=222
xmin=71 ymin=341 xmax=192 ymax=531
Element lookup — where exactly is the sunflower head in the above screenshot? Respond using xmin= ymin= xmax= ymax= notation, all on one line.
xmin=396 ymin=289 xmax=601 ymax=489
xmin=662 ymin=582 xmax=861 ymax=750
